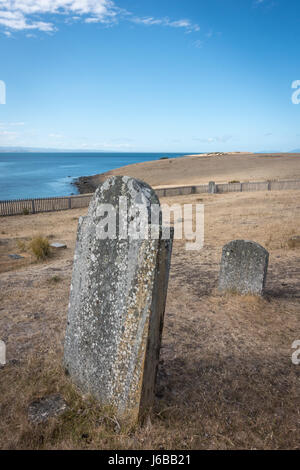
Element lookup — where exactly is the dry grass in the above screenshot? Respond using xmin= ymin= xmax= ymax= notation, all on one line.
xmin=48 ymin=275 xmax=62 ymax=284
xmin=28 ymin=236 xmax=51 ymax=261
xmin=87 ymin=152 xmax=300 ymax=189
xmin=0 ymin=190 xmax=300 ymax=449
xmin=0 ymin=351 xmax=140 ymax=450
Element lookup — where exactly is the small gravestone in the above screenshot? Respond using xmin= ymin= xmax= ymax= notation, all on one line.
xmin=8 ymin=254 xmax=24 ymax=260
xmin=28 ymin=394 xmax=67 ymax=424
xmin=219 ymin=240 xmax=269 ymax=295
xmin=64 ymin=176 xmax=173 ymax=423
xmin=50 ymin=242 xmax=67 ymax=249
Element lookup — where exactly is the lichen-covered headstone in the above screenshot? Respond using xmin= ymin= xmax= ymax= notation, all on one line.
xmin=219 ymin=240 xmax=269 ymax=295
xmin=64 ymin=176 xmax=173 ymax=422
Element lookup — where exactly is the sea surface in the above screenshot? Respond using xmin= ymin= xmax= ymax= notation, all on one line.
xmin=0 ymin=152 xmax=186 ymax=201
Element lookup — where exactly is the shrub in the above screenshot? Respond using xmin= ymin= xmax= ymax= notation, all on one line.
xmin=48 ymin=275 xmax=62 ymax=284
xmin=22 ymin=208 xmax=30 ymax=215
xmin=29 ymin=236 xmax=50 ymax=261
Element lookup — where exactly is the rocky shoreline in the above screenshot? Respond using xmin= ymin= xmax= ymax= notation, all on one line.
xmin=72 ymin=176 xmax=98 ymax=194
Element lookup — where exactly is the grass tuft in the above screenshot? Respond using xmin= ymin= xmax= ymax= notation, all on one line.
xmin=29 ymin=236 xmax=51 ymax=261
xmin=48 ymin=275 xmax=62 ymax=284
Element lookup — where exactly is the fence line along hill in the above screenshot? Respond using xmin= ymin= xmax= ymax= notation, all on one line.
xmin=1 ymin=178 xmax=300 ymax=216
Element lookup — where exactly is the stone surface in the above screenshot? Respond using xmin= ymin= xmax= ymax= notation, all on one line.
xmin=219 ymin=240 xmax=269 ymax=295
xmin=28 ymin=394 xmax=67 ymax=424
xmin=8 ymin=254 xmax=24 ymax=260
xmin=50 ymin=242 xmax=67 ymax=249
xmin=64 ymin=176 xmax=173 ymax=422
xmin=288 ymin=236 xmax=300 ymax=249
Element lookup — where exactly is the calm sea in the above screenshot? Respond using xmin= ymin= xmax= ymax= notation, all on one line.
xmin=0 ymin=152 xmax=186 ymax=201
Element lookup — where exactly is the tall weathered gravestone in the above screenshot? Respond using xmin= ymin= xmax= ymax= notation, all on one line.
xmin=64 ymin=176 xmax=173 ymax=422
xmin=219 ymin=240 xmax=269 ymax=295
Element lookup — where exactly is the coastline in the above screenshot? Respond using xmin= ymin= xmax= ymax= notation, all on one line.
xmin=73 ymin=152 xmax=300 ymax=195
xmin=72 ymin=176 xmax=98 ymax=194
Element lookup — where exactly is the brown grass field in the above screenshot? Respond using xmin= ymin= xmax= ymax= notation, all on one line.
xmin=0 ymin=186 xmax=299 ymax=449
xmin=77 ymin=152 xmax=300 ymax=191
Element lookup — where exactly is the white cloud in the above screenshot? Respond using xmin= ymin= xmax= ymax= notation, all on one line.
xmin=0 ymin=0 xmax=117 ymax=31
xmin=49 ymin=133 xmax=63 ymax=138
xmin=193 ymin=39 xmax=203 ymax=49
xmin=0 ymin=1 xmax=200 ymax=35
xmin=78 ymin=141 xmax=134 ymax=150
xmin=0 ymin=129 xmax=16 ymax=135
xmin=131 ymin=15 xmax=200 ymax=33
xmin=253 ymin=0 xmax=275 ymax=7
xmin=0 ymin=121 xmax=25 ymax=127
xmin=0 ymin=130 xmax=18 ymax=142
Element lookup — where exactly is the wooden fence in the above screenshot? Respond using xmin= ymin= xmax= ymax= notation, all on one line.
xmin=0 ymin=193 xmax=93 ymax=216
xmin=154 ymin=179 xmax=300 ymax=198
xmin=1 ymin=179 xmax=300 ymax=216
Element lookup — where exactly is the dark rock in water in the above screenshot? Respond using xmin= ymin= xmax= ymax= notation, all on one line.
xmin=72 ymin=176 xmax=97 ymax=194
xmin=28 ymin=394 xmax=67 ymax=424
xmin=8 ymin=254 xmax=24 ymax=260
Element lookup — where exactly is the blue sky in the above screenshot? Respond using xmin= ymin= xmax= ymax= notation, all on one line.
xmin=0 ymin=0 xmax=300 ymax=152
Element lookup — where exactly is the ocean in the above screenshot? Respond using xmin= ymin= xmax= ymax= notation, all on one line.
xmin=0 ymin=152 xmax=186 ymax=201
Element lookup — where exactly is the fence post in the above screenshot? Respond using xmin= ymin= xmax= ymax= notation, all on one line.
xmin=208 ymin=181 xmax=217 ymax=194
xmin=31 ymin=200 xmax=35 ymax=214
xmin=267 ymin=181 xmax=271 ymax=191
xmin=68 ymin=197 xmax=72 ymax=209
